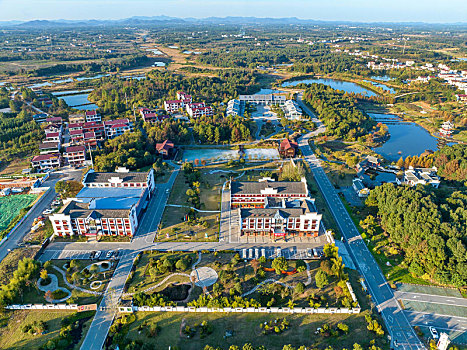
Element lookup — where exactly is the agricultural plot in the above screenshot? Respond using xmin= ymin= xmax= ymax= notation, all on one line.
xmin=0 ymin=194 xmax=38 ymax=232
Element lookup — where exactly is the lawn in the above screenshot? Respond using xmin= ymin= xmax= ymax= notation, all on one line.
xmin=113 ymin=310 xmax=389 ymax=350
xmin=0 ymin=194 xmax=38 ymax=232
xmin=0 ymin=310 xmax=73 ymax=349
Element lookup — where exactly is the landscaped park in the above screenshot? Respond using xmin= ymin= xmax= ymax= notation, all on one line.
xmin=110 ymin=247 xmax=388 ymax=350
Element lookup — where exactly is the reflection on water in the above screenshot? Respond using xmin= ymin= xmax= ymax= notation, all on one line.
xmin=370 ymin=113 xmax=453 ymax=161
xmin=282 ymin=78 xmax=378 ymax=97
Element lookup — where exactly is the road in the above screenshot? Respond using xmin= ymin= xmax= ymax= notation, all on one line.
xmin=296 ymin=95 xmax=425 ymax=350
xmin=395 ymin=291 xmax=467 ymax=308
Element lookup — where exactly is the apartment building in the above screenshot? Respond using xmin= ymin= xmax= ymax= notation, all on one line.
xmin=31 ymin=153 xmax=62 ymax=170
xmin=85 ymin=110 xmax=102 ymax=123
xmin=64 ymin=145 xmax=86 ymax=167
xmin=104 ymin=119 xmax=132 ymax=139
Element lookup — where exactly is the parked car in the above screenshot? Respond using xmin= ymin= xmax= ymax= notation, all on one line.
xmin=93 ymin=251 xmax=102 ymax=260
xmin=89 ymin=251 xmax=97 ymax=259
xmin=106 ymin=250 xmax=114 ymax=259
xmin=429 ymin=326 xmax=439 ymax=339
xmin=312 ymin=248 xmax=318 ymax=257
xmin=306 ymin=248 xmax=313 ymax=258
xmin=43 ymin=209 xmax=53 ymax=215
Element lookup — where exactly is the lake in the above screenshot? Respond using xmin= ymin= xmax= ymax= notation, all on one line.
xmin=370 ymin=113 xmax=449 ymax=161
xmin=371 ymin=75 xmax=391 ymax=82
xmin=363 ymin=80 xmax=395 ymax=93
xmin=57 ymin=92 xmax=98 ymax=110
xmin=281 ymin=78 xmax=378 ymax=97
xmin=153 ymin=61 xmax=166 ymax=67
xmin=182 ymin=148 xmax=280 ymax=163
xmin=146 ymin=48 xmax=163 ymax=55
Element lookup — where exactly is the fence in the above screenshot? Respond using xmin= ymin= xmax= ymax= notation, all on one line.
xmin=122 ymin=305 xmax=361 ymax=314
xmin=6 ymin=304 xmax=78 ymax=310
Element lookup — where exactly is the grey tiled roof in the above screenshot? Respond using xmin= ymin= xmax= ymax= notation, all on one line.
xmin=231 ymin=181 xmax=307 ymax=196
xmin=60 ymin=201 xmax=130 ymax=219
xmin=84 ymin=171 xmax=148 ymax=184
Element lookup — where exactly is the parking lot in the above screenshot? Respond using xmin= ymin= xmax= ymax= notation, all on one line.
xmin=236 ymin=247 xmax=324 ymax=260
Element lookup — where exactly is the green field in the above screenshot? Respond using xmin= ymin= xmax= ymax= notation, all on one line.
xmin=0 ymin=194 xmax=38 ymax=232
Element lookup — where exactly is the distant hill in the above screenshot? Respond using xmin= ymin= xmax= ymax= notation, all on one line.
xmin=1 ymin=16 xmax=466 ymax=28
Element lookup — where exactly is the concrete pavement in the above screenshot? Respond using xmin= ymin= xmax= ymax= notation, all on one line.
xmin=395 ymin=291 xmax=467 ymax=308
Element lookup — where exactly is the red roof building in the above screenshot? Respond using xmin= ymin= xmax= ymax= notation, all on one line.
xmin=156 ymin=140 xmax=175 ymax=157
xmin=279 ymin=139 xmax=298 ymax=158
xmin=31 ymin=153 xmax=62 ymax=170
xmin=64 ymin=145 xmax=86 ymax=167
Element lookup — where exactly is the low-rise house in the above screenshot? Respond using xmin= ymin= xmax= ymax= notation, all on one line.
xmin=352 ymin=178 xmax=370 ymax=198
xmin=44 ymin=123 xmax=62 ymax=135
xmin=279 ymin=139 xmax=298 ymax=158
xmin=70 ymin=129 xmax=84 ymax=144
xmin=68 ymin=122 xmax=84 ymax=133
xmin=83 ymin=122 xmax=105 ymax=139
xmin=44 ymin=132 xmax=61 ymax=144
xmin=64 ymin=145 xmax=87 ymax=167
xmin=226 ymin=99 xmax=241 ymax=116
xmin=104 ymin=119 xmax=132 ymax=139
xmin=164 ymin=100 xmax=187 ymax=113
xmin=31 ymin=153 xmax=62 ymax=170
xmin=39 ymin=142 xmax=60 ymax=154
xmin=397 ymin=166 xmax=440 ymax=188
xmin=283 ymin=100 xmax=303 ymax=120
xmin=156 ymin=140 xmax=175 ymax=158
xmin=177 ymin=91 xmax=192 ymax=102
xmin=69 ymin=114 xmax=85 ymax=123
xmin=45 ymin=116 xmax=63 ymax=125
xmin=85 ymin=111 xmax=101 ymax=123
xmin=439 ymin=121 xmax=454 ymax=138
xmin=186 ymin=103 xmax=214 ymax=118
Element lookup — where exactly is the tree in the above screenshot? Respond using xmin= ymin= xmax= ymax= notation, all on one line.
xmin=315 ymin=270 xmax=329 ymax=288
xmin=250 ymin=259 xmax=260 ymax=273
xmin=89 ymin=264 xmax=99 ymax=275
xmin=40 ymin=269 xmax=48 ymax=280
xmin=271 ymin=257 xmax=288 ymax=274
xmin=323 ymin=243 xmax=338 ymax=259
xmin=295 ymin=282 xmax=305 ymax=294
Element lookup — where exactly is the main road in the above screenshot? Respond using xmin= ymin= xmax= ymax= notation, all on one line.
xmin=296 ymin=95 xmax=425 ymax=350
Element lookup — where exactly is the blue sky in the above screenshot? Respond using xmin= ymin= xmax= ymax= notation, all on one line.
xmin=1 ymin=0 xmax=466 ymax=23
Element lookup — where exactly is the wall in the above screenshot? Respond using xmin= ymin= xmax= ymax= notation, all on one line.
xmin=123 ymin=306 xmax=361 ymax=314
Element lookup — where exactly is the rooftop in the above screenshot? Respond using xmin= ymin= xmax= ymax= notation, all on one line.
xmin=83 ymin=171 xmax=148 ymax=184
xmin=231 ymin=180 xmax=307 ymax=196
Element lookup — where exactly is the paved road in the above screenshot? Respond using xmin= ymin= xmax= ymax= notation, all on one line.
xmin=297 ymin=95 xmax=425 ymax=350
xmin=395 ymin=291 xmax=467 ymax=308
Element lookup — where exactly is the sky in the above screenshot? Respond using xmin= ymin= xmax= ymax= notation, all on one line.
xmin=0 ymin=0 xmax=466 ymax=23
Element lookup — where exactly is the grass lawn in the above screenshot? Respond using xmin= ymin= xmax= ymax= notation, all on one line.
xmin=0 ymin=310 xmax=73 ymax=349
xmin=0 ymin=194 xmax=38 ymax=232
xmin=115 ymin=310 xmax=389 ymax=350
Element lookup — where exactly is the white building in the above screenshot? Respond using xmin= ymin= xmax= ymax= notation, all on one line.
xmin=282 ymin=100 xmax=303 ymax=120
xmin=396 ymin=167 xmax=440 ymax=188
xmin=226 ymin=99 xmax=242 ymax=116
xmin=238 ymin=94 xmax=286 ymax=106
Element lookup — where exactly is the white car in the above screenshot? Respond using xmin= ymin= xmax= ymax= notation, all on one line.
xmin=106 ymin=250 xmax=114 ymax=259
xmin=43 ymin=209 xmax=53 ymax=215
xmin=429 ymin=326 xmax=439 ymax=339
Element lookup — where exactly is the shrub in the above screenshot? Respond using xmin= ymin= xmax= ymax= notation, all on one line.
xmin=315 ymin=270 xmax=329 ymax=288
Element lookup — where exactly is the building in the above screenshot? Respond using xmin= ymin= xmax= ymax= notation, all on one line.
xmin=352 ymin=178 xmax=370 ymax=198
xmin=70 ymin=129 xmax=84 ymax=144
xmin=355 ymin=155 xmax=381 ymax=174
xmin=33 ymin=113 xmax=48 ymax=123
xmin=82 ymin=168 xmax=155 ymax=192
xmin=231 ymin=178 xmax=308 ymax=209
xmin=397 ymin=167 xmax=440 ymax=188
xmin=85 ymin=111 xmax=101 ymax=123
xmin=226 ymin=99 xmax=242 ymax=116
xmin=156 ymin=140 xmax=175 ymax=157
xmin=186 ymin=103 xmax=214 ymax=118
xmin=279 ymin=139 xmax=298 ymax=158
xmin=44 ymin=132 xmax=61 ymax=144
xmin=39 ymin=142 xmax=60 ymax=154
xmin=49 ymin=169 xmax=155 ymax=237
xmin=83 ymin=122 xmax=105 ymax=140
xmin=64 ymin=145 xmax=87 ymax=167
xmin=69 ymin=114 xmax=85 ymax=123
xmin=238 ymin=94 xmax=286 ymax=106
xmin=104 ymin=119 xmax=132 ymax=139
xmin=44 ymin=123 xmax=62 ymax=135
xmin=232 ymin=178 xmax=321 ymax=238
xmin=282 ymin=100 xmax=303 ymax=120
xmin=139 ymin=108 xmax=170 ymax=123
xmin=439 ymin=121 xmax=454 ymax=138
xmin=45 ymin=117 xmax=63 ymax=125
xmin=177 ymin=91 xmax=192 ymax=102
xmin=31 ymin=153 xmax=62 ymax=170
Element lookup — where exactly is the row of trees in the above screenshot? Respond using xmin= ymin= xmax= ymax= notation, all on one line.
xmin=366 ymin=183 xmax=467 ymax=287
xmin=433 ymin=144 xmax=467 ymax=182
xmin=192 ymin=115 xmax=252 ymax=144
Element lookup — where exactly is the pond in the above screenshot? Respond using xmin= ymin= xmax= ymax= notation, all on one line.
xmin=371 ymin=75 xmax=392 ymax=82
xmin=363 ymin=80 xmax=395 ymax=93
xmin=153 ymin=61 xmax=166 ymax=67
xmin=182 ymin=51 xmax=201 ymax=55
xmin=182 ymin=148 xmax=280 ymax=163
xmin=145 ymin=48 xmax=163 ymax=55
xmin=57 ymin=92 xmax=98 ymax=110
xmin=52 ymin=78 xmax=74 ymax=84
xmin=281 ymin=78 xmax=378 ymax=97
xmin=370 ymin=113 xmax=451 ymax=161
xmin=76 ymin=74 xmax=110 ymax=81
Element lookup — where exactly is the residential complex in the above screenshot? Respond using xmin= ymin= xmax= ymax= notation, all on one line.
xmin=238 ymin=94 xmax=286 ymax=105
xmin=49 ymin=168 xmax=155 ymax=237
